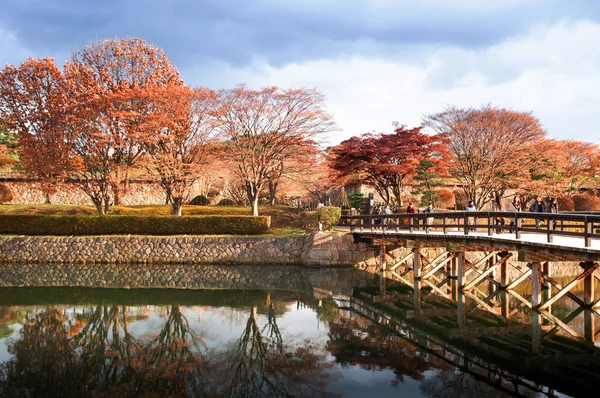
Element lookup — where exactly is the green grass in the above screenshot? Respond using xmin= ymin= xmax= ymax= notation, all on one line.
xmin=0 ymin=204 xmax=309 ymax=235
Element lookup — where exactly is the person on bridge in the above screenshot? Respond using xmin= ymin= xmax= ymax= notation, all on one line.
xmin=465 ymin=200 xmax=476 ymax=231
xmin=529 ymin=196 xmax=547 ymax=229
xmin=406 ymin=202 xmax=416 ymax=214
xmin=510 ymin=196 xmax=522 ymax=212
xmin=549 ymin=196 xmax=559 ymax=230
xmin=465 ymin=200 xmax=476 ymax=212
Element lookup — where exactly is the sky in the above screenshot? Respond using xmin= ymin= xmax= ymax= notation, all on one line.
xmin=1 ymin=0 xmax=599 ymax=146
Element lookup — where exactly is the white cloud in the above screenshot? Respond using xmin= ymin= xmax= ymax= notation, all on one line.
xmin=181 ymin=20 xmax=600 ymax=146
xmin=0 ymin=28 xmax=35 ymax=66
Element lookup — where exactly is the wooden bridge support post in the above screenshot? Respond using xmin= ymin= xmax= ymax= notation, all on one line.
xmin=500 ymin=290 xmax=509 ymax=318
xmin=457 ymin=252 xmax=464 ymax=290
xmin=413 ymin=279 xmax=422 ymax=311
xmin=379 ymin=245 xmax=386 ymax=271
xmin=584 ymin=309 xmax=595 ymax=342
xmin=531 ymin=262 xmax=542 ymax=308
xmin=457 ymin=290 xmax=466 ymax=328
xmin=542 ymin=262 xmax=552 ymax=313
xmin=532 ymin=311 xmax=542 ymax=354
xmin=584 ymin=261 xmax=596 ymax=307
xmin=413 ymin=248 xmax=421 ymax=279
xmin=500 ymin=257 xmax=508 ymax=289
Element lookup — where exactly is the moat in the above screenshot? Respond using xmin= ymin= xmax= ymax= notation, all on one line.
xmin=0 ymin=265 xmax=597 ymax=397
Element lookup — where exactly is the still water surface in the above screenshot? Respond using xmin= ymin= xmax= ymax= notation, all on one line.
xmin=0 ymin=287 xmax=576 ymax=397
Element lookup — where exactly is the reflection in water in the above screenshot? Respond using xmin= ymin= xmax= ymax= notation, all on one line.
xmin=0 ymin=284 xmax=586 ymax=397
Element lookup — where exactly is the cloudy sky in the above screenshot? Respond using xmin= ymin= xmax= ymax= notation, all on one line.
xmin=1 ymin=0 xmax=599 ymax=146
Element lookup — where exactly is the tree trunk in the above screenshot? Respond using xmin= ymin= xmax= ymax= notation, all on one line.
xmin=268 ymin=180 xmax=278 ymax=206
xmin=250 ymin=196 xmax=259 ymax=216
xmin=44 ymin=192 xmax=51 ymax=204
xmin=92 ymin=198 xmax=106 ymax=215
xmin=171 ymin=197 xmax=184 ymax=216
xmin=112 ymin=184 xmax=121 ymax=206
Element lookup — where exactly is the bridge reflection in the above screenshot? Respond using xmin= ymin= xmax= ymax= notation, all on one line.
xmin=347 ymin=267 xmax=600 ymax=397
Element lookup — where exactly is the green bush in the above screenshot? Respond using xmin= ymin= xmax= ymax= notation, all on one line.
xmin=0 ymin=215 xmax=270 ymax=235
xmin=317 ymin=206 xmax=342 ymax=231
xmin=300 ymin=211 xmax=318 ymax=231
xmin=189 ymin=195 xmax=210 ymax=206
xmin=572 ymin=194 xmax=600 ymax=211
xmin=217 ymin=199 xmax=236 ymax=206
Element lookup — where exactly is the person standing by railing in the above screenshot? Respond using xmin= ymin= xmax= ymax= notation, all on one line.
xmin=406 ymin=202 xmax=416 ymax=214
xmin=510 ymin=196 xmax=522 ymax=212
xmin=529 ymin=196 xmax=546 ymax=229
xmin=424 ymin=202 xmax=435 ymax=231
xmin=465 ymin=200 xmax=476 ymax=231
xmin=549 ymin=197 xmax=558 ymax=230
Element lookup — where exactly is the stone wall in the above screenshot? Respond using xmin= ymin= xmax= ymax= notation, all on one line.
xmin=0 ymin=232 xmax=371 ymax=267
xmin=0 ymin=263 xmax=375 ymax=293
xmin=2 ymin=179 xmax=210 ymax=205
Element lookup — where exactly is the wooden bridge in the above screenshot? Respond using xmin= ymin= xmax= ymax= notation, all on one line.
xmin=335 ymin=211 xmax=600 ymax=347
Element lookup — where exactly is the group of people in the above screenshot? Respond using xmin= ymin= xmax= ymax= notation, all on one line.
xmin=400 ymin=195 xmax=560 ymax=231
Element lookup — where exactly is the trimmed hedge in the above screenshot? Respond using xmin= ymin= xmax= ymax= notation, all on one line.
xmin=0 ymin=215 xmax=270 ymax=236
xmin=436 ymin=189 xmax=455 ymax=209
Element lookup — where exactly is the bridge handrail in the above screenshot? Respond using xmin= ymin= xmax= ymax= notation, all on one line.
xmin=338 ymin=211 xmax=600 ymax=247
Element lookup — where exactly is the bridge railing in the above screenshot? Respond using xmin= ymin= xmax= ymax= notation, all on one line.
xmin=338 ymin=211 xmax=600 ymax=247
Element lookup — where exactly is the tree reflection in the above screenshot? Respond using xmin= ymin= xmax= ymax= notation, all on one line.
xmin=210 ymin=305 xmax=339 ymax=398
xmin=0 ymin=307 xmax=87 ymax=396
xmin=327 ymin=318 xmax=449 ymax=384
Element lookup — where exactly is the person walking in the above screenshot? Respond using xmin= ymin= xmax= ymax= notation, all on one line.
xmin=529 ymin=196 xmax=546 ymax=229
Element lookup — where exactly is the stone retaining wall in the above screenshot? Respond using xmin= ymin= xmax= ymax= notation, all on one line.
xmin=0 ymin=232 xmax=371 ymax=267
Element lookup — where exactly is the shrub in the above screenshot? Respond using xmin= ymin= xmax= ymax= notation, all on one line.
xmin=571 ymin=194 xmax=600 ymax=211
xmin=189 ymin=195 xmax=210 ymax=206
xmin=0 ymin=215 xmax=270 ymax=235
xmin=300 ymin=211 xmax=318 ymax=231
xmin=556 ymin=194 xmax=575 ymax=212
xmin=217 ymin=198 xmax=236 ymax=206
xmin=317 ymin=206 xmax=342 ymax=231
xmin=0 ymin=183 xmax=13 ymax=204
xmin=436 ymin=189 xmax=455 ymax=209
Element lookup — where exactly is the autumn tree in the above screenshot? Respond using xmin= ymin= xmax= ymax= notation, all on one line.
xmin=328 ymin=125 xmax=446 ymax=207
xmin=0 ymin=58 xmax=73 ymax=203
xmin=423 ymin=105 xmax=546 ymax=209
xmin=63 ymin=37 xmax=184 ymax=214
xmin=213 ymin=86 xmax=335 ymax=216
xmin=144 ymin=85 xmax=218 ymax=215
xmin=551 ymin=140 xmax=600 ymax=194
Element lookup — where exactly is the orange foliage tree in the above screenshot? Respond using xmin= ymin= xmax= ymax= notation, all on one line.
xmin=212 ymin=86 xmax=334 ymax=216
xmin=0 ymin=58 xmax=74 ymax=203
xmin=63 ymin=38 xmax=184 ymax=214
xmin=328 ymin=125 xmax=447 ymax=207
xmin=144 ymin=85 xmax=218 ymax=215
xmin=424 ymin=105 xmax=546 ymax=209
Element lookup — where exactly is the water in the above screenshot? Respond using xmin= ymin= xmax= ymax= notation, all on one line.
xmin=0 ymin=283 xmax=587 ymax=397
